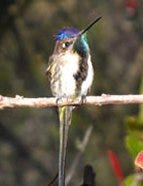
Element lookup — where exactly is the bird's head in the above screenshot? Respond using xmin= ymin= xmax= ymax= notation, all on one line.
xmin=53 ymin=27 xmax=80 ymax=54
xmin=53 ymin=16 xmax=102 ymax=57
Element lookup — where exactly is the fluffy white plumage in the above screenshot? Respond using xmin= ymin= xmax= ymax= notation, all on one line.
xmin=47 ymin=50 xmax=94 ymax=98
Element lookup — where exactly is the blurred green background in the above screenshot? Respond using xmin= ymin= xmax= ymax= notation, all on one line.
xmin=0 ymin=0 xmax=143 ymax=186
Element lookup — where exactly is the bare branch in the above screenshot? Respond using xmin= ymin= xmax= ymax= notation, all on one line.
xmin=0 ymin=94 xmax=143 ymax=109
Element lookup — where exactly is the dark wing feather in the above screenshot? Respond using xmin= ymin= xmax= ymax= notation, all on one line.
xmin=46 ymin=56 xmax=55 ymax=81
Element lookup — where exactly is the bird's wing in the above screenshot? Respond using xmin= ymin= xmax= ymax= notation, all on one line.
xmin=45 ymin=56 xmax=55 ymax=80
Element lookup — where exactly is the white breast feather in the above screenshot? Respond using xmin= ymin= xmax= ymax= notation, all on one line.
xmin=60 ymin=52 xmax=79 ymax=96
xmin=53 ymin=52 xmax=94 ymax=97
xmin=81 ymin=55 xmax=94 ymax=95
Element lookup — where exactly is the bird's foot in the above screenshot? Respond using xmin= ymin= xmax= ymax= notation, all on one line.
xmin=56 ymin=95 xmax=66 ymax=105
xmin=56 ymin=95 xmax=73 ymax=106
xmin=80 ymin=95 xmax=87 ymax=104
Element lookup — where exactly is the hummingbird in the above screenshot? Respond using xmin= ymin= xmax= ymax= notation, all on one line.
xmin=46 ymin=16 xmax=101 ymax=186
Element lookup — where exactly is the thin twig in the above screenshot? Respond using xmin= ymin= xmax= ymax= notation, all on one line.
xmin=47 ymin=173 xmax=58 ymax=186
xmin=0 ymin=94 xmax=143 ymax=109
xmin=65 ymin=126 xmax=93 ymax=186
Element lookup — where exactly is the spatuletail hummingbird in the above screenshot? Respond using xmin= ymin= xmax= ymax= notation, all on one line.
xmin=46 ymin=16 xmax=102 ymax=186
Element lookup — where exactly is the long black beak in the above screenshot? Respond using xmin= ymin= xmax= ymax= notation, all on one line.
xmin=79 ymin=16 xmax=102 ymax=36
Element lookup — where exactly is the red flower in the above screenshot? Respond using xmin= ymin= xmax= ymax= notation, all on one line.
xmin=125 ymin=0 xmax=139 ymax=16
xmin=125 ymin=0 xmax=139 ymax=10
xmin=107 ymin=150 xmax=124 ymax=184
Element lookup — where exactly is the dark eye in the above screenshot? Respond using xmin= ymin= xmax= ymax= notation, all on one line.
xmin=62 ymin=42 xmax=71 ymax=48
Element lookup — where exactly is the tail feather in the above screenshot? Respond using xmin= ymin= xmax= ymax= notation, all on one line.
xmin=59 ymin=106 xmax=73 ymax=186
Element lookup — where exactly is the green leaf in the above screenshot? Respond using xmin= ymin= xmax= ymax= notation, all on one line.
xmin=125 ymin=131 xmax=143 ymax=159
xmin=124 ymin=175 xmax=135 ymax=186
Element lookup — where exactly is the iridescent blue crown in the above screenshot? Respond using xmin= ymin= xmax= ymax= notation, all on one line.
xmin=55 ymin=27 xmax=79 ymax=41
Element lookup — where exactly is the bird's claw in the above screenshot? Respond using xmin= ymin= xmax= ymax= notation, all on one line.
xmin=56 ymin=95 xmax=72 ymax=105
xmin=56 ymin=95 xmax=86 ymax=106
xmin=80 ymin=95 xmax=87 ymax=104
xmin=56 ymin=96 xmax=65 ymax=105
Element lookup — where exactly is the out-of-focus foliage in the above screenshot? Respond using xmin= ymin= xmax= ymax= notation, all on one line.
xmin=125 ymin=79 xmax=143 ymax=159
xmin=139 ymin=79 xmax=143 ymax=123
xmin=124 ymin=79 xmax=143 ymax=185
xmin=0 ymin=0 xmax=143 ymax=186
xmin=126 ymin=131 xmax=143 ymax=159
xmin=124 ymin=175 xmax=135 ymax=186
